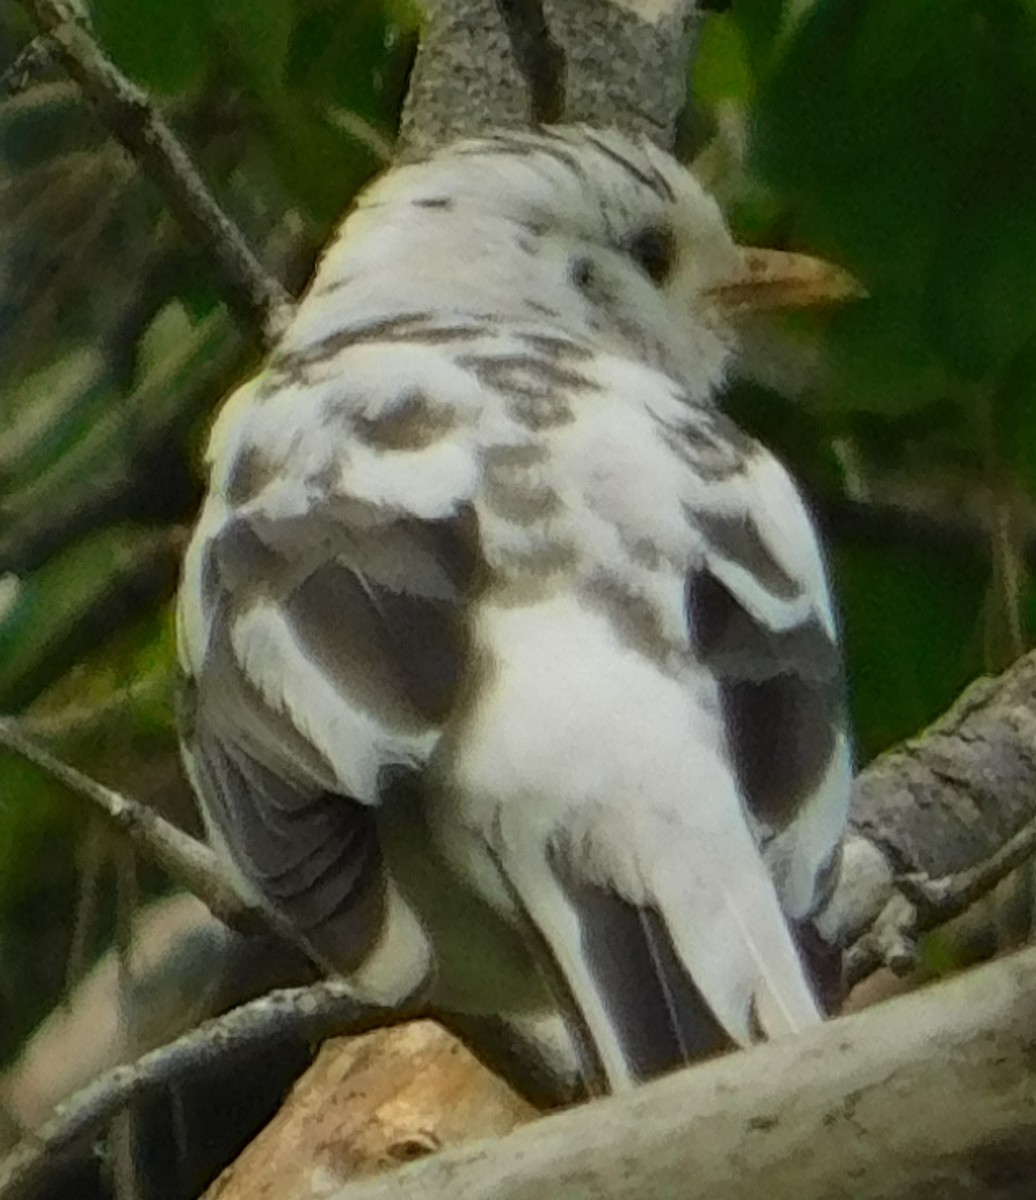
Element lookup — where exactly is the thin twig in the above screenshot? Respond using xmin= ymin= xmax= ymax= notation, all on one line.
xmin=844 ymin=894 xmax=920 ymax=986
xmin=19 ymin=0 xmax=293 ymax=347
xmin=0 ymin=717 xmax=317 ymax=966
xmin=845 ymin=805 xmax=1036 ymax=987
xmin=902 ymin=812 xmax=1036 ymax=920
xmin=0 ymin=35 xmax=54 ymax=96
xmin=0 ymin=981 xmax=405 ymax=1200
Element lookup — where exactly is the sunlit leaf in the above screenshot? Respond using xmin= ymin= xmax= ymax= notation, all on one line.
xmin=693 ymin=14 xmax=754 ymax=106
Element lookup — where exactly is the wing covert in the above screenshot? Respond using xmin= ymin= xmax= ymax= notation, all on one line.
xmin=178 ymin=353 xmax=483 ymax=968
xmin=678 ymin=425 xmax=851 ymax=921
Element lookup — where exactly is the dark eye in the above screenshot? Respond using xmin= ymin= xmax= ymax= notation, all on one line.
xmin=626 ymin=225 xmax=676 ymax=285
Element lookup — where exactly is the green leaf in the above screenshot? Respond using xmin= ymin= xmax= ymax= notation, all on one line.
xmin=693 ymin=14 xmax=754 ymax=107
xmin=731 ymin=0 xmax=787 ymax=79
xmin=208 ymin=0 xmax=294 ymax=99
xmin=751 ymin=0 xmax=872 ymax=189
xmin=788 ymin=156 xmax=951 ymax=290
xmin=263 ymin=105 xmax=380 ymax=223
xmin=832 ymin=540 xmax=986 ymax=760
xmin=92 ymin=0 xmax=208 ymax=95
xmin=0 ymin=527 xmax=177 ymax=710
xmin=287 ymin=0 xmax=415 ymax=122
xmin=0 ymin=348 xmax=107 ymax=491
xmin=137 ymin=301 xmax=196 ymax=381
xmin=824 ymin=293 xmax=954 ymax=418
xmin=926 ymin=181 xmax=1036 ymax=381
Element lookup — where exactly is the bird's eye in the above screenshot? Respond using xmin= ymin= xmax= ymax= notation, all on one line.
xmin=626 ymin=225 xmax=676 ymax=285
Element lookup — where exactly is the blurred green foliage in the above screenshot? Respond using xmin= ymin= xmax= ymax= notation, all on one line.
xmin=1 ymin=0 xmax=1035 ymax=1066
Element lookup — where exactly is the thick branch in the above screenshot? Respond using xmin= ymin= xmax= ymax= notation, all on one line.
xmin=199 ymin=1023 xmax=536 ymax=1200
xmin=496 ymin=0 xmax=566 ymax=123
xmin=4 ymin=651 xmax=1036 ymax=1198
xmin=398 ymin=0 xmax=533 ymax=156
xmin=323 ymin=943 xmax=1036 ymax=1200
xmin=20 ymin=0 xmax=291 ymax=346
xmin=4 ymin=6 xmax=1036 ymax=1196
xmin=544 ymin=0 xmax=697 ymax=143
xmin=828 ymin=653 xmax=1036 ymax=980
xmin=399 ymin=0 xmax=698 ymax=157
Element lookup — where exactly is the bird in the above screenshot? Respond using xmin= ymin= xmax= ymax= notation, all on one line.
xmin=176 ymin=125 xmax=855 ymax=1095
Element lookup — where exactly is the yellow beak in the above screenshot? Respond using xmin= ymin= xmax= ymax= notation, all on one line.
xmin=706 ymin=248 xmax=865 ymax=315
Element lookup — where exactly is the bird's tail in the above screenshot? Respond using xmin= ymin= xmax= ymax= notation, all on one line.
xmin=490 ymin=775 xmax=822 ymax=1091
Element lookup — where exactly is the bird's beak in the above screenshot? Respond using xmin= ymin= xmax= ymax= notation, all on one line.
xmin=705 ymin=248 xmax=865 ymax=315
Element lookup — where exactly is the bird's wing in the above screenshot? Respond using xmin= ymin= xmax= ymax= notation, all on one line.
xmin=177 ymin=336 xmax=483 ymax=978
xmin=673 ymin=404 xmax=853 ymax=924
xmin=676 ymin=406 xmax=853 ymax=1035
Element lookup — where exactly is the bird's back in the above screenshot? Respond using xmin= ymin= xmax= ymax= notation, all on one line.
xmin=177 ymin=127 xmax=852 ymax=1093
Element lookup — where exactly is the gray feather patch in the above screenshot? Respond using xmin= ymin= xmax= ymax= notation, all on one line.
xmin=687 ymin=569 xmax=843 ymax=828
xmin=284 ymin=561 xmax=464 ymax=727
xmin=187 ymin=724 xmax=385 ymax=969
xmin=552 ymin=871 xmax=729 ymax=1081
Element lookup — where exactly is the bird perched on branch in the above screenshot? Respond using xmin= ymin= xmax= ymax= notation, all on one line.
xmin=177 ymin=126 xmax=856 ymax=1094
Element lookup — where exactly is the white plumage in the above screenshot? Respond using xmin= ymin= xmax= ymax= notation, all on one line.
xmin=177 ymin=126 xmax=852 ymax=1092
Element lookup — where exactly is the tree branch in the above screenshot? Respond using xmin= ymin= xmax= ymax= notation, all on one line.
xmin=496 ymin=0 xmax=566 ymax=124
xmin=0 ymin=718 xmax=251 ymax=929
xmin=0 ymin=717 xmax=403 ymax=999
xmin=311 ymin=942 xmax=1036 ymax=1200
xmin=399 ymin=0 xmax=698 ymax=157
xmin=544 ymin=0 xmax=698 ymax=143
xmin=0 ymin=720 xmax=328 ymax=976
xmin=0 ymin=35 xmax=54 ymax=96
xmin=2 ymin=647 xmax=1036 ymax=1187
xmin=4 ymin=2 xmax=1036 ymax=1196
xmin=829 ymin=654 xmax=1036 ymax=983
xmin=18 ymin=0 xmax=292 ymax=347
xmin=0 ymin=981 xmax=404 ymax=1200
xmin=12 ymin=647 xmax=1029 ymax=1011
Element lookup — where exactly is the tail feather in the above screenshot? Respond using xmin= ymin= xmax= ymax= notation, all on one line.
xmin=556 ymin=878 xmax=729 ymax=1082
xmin=654 ymin=843 xmax=822 ymax=1047
xmin=510 ymin=808 xmax=823 ymax=1089
xmin=487 ymin=746 xmax=824 ymax=1091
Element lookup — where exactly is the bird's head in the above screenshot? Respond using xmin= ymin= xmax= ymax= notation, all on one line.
xmin=346 ymin=126 xmax=860 ymax=397
xmin=482 ymin=126 xmax=862 ymax=393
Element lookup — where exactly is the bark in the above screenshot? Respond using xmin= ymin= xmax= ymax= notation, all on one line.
xmin=321 ymin=943 xmax=1036 ymax=1200
xmin=829 ymin=656 xmax=1036 ymax=986
xmin=399 ymin=0 xmax=698 ymax=158
xmin=200 ymin=1023 xmax=535 ymax=1200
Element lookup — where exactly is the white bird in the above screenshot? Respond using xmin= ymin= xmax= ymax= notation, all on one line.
xmin=177 ymin=126 xmax=855 ymax=1093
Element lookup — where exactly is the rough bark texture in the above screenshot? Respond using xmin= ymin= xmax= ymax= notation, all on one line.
xmin=399 ymin=0 xmax=697 ymax=157
xmin=544 ymin=0 xmax=697 ymax=142
xmin=201 ymin=1023 xmax=535 ymax=1200
xmin=852 ymin=667 xmax=1036 ymax=879
xmin=829 ymin=656 xmax=1036 ymax=986
xmin=317 ymin=944 xmax=1036 ymax=1200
